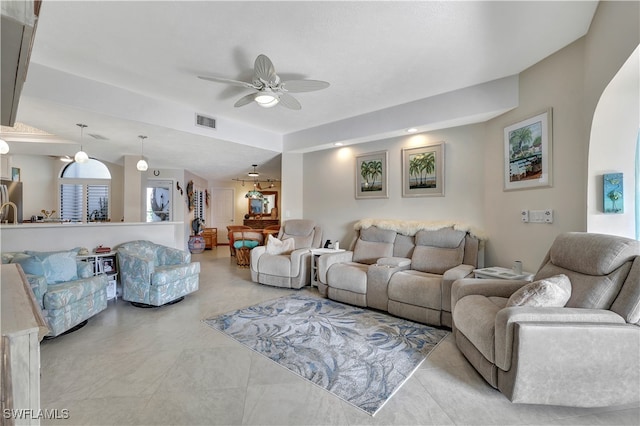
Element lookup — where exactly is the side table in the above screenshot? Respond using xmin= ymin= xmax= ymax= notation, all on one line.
xmin=77 ymin=251 xmax=119 ymax=300
xmin=473 ymin=266 xmax=534 ymax=282
xmin=310 ymin=248 xmax=345 ymax=287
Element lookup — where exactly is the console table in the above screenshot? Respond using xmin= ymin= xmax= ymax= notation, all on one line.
xmin=243 ymin=219 xmax=279 ymax=229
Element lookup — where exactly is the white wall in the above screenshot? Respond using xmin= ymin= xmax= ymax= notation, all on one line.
xmin=587 ymin=47 xmax=639 ymax=237
xmin=303 ymin=125 xmax=486 ymax=249
xmin=6 ymin=154 xmax=124 ymax=222
xmin=301 ymin=1 xmax=640 ymax=273
xmin=4 ymin=155 xmax=57 ymax=220
xmin=483 ymin=39 xmax=588 ymax=273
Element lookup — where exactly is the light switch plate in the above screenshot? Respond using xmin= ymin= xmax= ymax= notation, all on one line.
xmin=530 ymin=209 xmax=553 ymax=223
xmin=521 ymin=210 xmax=529 ymax=222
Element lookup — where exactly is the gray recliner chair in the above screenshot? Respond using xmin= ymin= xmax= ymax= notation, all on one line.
xmin=250 ymin=219 xmax=323 ymax=289
xmin=451 ymin=232 xmax=640 ymax=407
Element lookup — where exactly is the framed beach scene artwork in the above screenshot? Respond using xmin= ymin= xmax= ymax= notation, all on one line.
xmin=355 ymin=151 xmax=388 ymax=199
xmin=401 ymin=142 xmax=445 ymax=197
xmin=504 ymin=109 xmax=553 ymax=191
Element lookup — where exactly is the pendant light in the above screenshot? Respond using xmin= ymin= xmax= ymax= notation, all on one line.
xmin=136 ymin=135 xmax=148 ymax=171
xmin=74 ymin=123 xmax=89 ymax=163
xmin=0 ymin=138 xmax=9 ymax=154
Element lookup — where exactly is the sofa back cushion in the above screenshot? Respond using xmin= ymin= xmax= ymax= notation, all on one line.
xmin=281 ymin=220 xmax=319 ymax=249
xmin=535 ymin=233 xmax=639 ymax=309
xmin=411 ymin=228 xmax=466 ymax=274
xmin=118 ymin=240 xmax=157 ymax=261
xmin=393 ymin=234 xmax=415 ymax=258
xmin=609 ymin=256 xmax=640 ymax=324
xmin=352 ymin=226 xmax=396 ymax=265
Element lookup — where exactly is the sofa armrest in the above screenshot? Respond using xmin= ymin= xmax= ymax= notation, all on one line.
xmin=157 ymin=246 xmax=190 ymax=265
xmin=317 ymin=251 xmax=354 ymax=284
xmin=441 ymin=264 xmax=476 ymax=312
xmin=289 ymin=248 xmax=311 ymax=277
xmin=451 ymin=278 xmax=529 ymax=313
xmin=505 ymin=321 xmax=639 ymax=406
xmin=495 ymin=307 xmax=626 ymax=371
xmin=250 ymin=245 xmax=267 ymax=271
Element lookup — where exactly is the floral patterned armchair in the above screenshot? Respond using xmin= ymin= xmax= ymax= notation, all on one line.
xmin=117 ymin=240 xmax=200 ymax=306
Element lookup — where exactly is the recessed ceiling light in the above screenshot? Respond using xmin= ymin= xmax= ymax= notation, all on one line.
xmin=406 ymin=128 xmax=418 ymax=133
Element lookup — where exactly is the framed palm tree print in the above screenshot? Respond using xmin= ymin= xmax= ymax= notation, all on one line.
xmin=504 ymin=109 xmax=553 ymax=191
xmin=402 ymin=142 xmax=445 ymax=197
xmin=355 ymin=151 xmax=388 ymax=199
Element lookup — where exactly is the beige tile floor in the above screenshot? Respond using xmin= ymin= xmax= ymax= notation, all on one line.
xmin=40 ymin=248 xmax=639 ymax=426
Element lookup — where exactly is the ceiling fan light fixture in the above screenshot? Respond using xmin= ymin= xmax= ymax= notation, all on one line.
xmin=254 ymin=92 xmax=279 ymax=108
xmin=247 ymin=164 xmax=259 ymax=177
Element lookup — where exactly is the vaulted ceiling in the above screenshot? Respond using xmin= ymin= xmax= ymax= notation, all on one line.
xmin=4 ymin=1 xmax=598 ymax=181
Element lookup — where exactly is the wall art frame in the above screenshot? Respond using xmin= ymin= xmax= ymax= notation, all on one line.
xmin=504 ymin=108 xmax=553 ymax=191
xmin=603 ymin=172 xmax=623 ymax=214
xmin=355 ymin=150 xmax=388 ymax=199
xmin=401 ymin=142 xmax=445 ymax=197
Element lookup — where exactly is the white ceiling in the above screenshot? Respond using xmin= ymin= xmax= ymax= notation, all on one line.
xmin=4 ymin=1 xmax=598 ymax=182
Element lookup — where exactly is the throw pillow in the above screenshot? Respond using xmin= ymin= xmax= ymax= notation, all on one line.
xmin=26 ymin=249 xmax=79 ymax=284
xmin=506 ymin=274 xmax=572 ymax=308
xmin=266 ymin=235 xmax=295 ymax=255
xmin=11 ymin=253 xmax=45 ymax=277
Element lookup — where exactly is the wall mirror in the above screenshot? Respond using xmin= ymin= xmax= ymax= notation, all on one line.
xmin=248 ymin=191 xmax=277 ymax=217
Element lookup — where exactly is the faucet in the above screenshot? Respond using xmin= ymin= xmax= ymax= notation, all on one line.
xmin=0 ymin=201 xmax=18 ymax=224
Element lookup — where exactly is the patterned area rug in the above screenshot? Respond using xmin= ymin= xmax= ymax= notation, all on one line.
xmin=204 ymin=293 xmax=448 ymax=415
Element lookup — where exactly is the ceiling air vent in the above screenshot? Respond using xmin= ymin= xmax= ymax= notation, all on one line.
xmin=195 ymin=113 xmax=216 ymax=130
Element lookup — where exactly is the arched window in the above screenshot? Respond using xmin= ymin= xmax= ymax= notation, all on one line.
xmin=59 ymin=159 xmax=112 ymax=222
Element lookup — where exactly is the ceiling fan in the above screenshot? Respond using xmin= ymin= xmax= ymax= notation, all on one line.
xmin=198 ymin=54 xmax=329 ymax=110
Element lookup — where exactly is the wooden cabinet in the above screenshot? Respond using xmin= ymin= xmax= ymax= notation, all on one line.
xmin=243 ymin=219 xmax=279 ymax=229
xmin=202 ymin=228 xmax=217 ymax=249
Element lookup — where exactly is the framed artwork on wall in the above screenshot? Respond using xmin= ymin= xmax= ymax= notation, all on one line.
xmin=401 ymin=142 xmax=445 ymax=197
xmin=603 ymin=173 xmax=623 ymax=214
xmin=11 ymin=167 xmax=20 ymax=182
xmin=355 ymin=151 xmax=388 ymax=199
xmin=504 ymin=108 xmax=553 ymax=191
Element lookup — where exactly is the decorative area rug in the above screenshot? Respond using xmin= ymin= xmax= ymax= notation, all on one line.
xmin=204 ymin=293 xmax=448 ymax=415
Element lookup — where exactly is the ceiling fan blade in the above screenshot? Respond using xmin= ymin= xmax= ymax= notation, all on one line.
xmin=281 ymin=79 xmax=330 ymax=93
xmin=198 ymin=75 xmax=257 ymax=89
xmin=278 ymin=93 xmax=302 ymax=110
xmin=234 ymin=93 xmax=257 ymax=107
xmin=254 ymin=54 xmax=278 ymax=83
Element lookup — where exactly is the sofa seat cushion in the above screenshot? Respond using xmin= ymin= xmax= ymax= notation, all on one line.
xmin=388 ymin=270 xmax=443 ymax=310
xmin=151 ymin=263 xmax=201 ymax=286
xmin=327 ymin=262 xmax=369 ymax=293
xmin=44 ymin=275 xmax=107 ymax=310
xmin=453 ymin=295 xmax=505 ymax=363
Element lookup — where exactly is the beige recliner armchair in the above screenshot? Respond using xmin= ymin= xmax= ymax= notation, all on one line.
xmin=250 ymin=219 xmax=322 ymax=289
xmin=451 ymin=232 xmax=640 ymax=407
